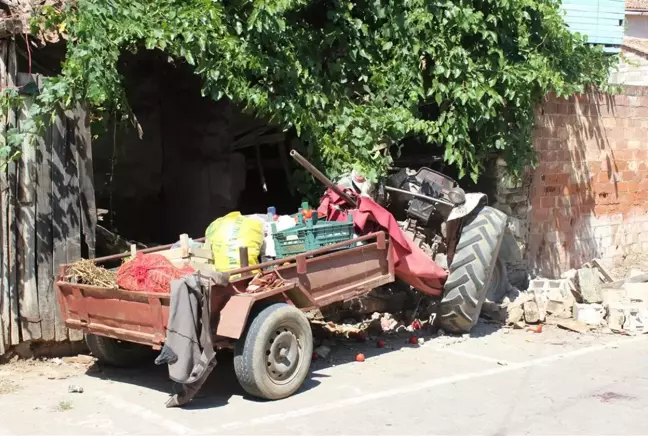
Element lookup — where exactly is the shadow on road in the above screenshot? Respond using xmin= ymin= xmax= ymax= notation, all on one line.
xmin=83 ymin=319 xmax=501 ymax=409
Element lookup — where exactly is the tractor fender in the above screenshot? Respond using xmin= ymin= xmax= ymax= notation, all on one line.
xmin=446 ymin=193 xmax=488 ymax=222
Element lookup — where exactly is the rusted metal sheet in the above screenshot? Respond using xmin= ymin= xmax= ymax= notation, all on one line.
xmin=56 ymin=232 xmax=397 ymax=347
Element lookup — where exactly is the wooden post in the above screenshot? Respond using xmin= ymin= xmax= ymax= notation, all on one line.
xmin=51 ymin=107 xmax=69 ymax=342
xmin=64 ymin=109 xmax=82 ymax=342
xmin=73 ymin=102 xmax=96 ymax=259
xmin=239 ymin=246 xmax=251 ymax=277
xmin=16 ymin=79 xmax=42 ymax=340
xmin=4 ymin=39 xmax=20 ymax=346
xmin=36 ymin=100 xmax=54 ymax=342
xmin=0 ymin=38 xmax=8 ymax=354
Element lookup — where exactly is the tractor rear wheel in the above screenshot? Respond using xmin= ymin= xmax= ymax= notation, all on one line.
xmin=438 ymin=206 xmax=507 ymax=333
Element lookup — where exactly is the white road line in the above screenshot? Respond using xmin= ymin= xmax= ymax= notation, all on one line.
xmin=218 ymin=335 xmax=648 ymax=431
xmin=93 ymin=392 xmax=196 ymax=435
xmin=434 ymin=347 xmax=510 ymax=365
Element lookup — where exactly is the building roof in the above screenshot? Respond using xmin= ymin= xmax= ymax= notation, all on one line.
xmin=627 ymin=0 xmax=648 ymax=10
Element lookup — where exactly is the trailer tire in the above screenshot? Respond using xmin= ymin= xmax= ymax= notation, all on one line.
xmin=234 ymin=303 xmax=313 ymax=400
xmin=438 ymin=206 xmax=507 ymax=334
xmin=85 ymin=334 xmax=155 ymax=367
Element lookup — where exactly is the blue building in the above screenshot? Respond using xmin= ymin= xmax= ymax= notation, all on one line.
xmin=562 ymin=0 xmax=626 ymax=52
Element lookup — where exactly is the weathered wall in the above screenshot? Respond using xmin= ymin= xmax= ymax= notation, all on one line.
xmin=609 ymin=49 xmax=648 ymax=86
xmin=92 ymin=51 xmax=298 ymax=246
xmin=626 ymin=15 xmax=648 ymax=39
xmin=527 ymin=87 xmax=648 ymax=278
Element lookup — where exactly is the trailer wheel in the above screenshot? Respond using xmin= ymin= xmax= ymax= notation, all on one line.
xmin=234 ymin=303 xmax=313 ymax=400
xmin=85 ymin=334 xmax=155 ymax=367
xmin=438 ymin=206 xmax=507 ymax=334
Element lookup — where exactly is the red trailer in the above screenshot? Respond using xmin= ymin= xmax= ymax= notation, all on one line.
xmin=55 ymin=231 xmax=412 ymax=400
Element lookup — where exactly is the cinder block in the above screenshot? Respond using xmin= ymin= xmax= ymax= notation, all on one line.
xmin=573 ymin=303 xmax=605 ymax=325
xmin=577 ymin=268 xmax=603 ymax=303
xmin=524 ymin=300 xmax=541 ymax=324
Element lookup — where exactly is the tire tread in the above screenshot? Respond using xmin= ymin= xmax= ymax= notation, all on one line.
xmin=438 ymin=206 xmax=507 ymax=333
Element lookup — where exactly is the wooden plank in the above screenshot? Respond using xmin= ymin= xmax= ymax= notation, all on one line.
xmin=0 ymin=39 xmax=8 ymax=355
xmin=16 ymin=93 xmax=42 ymax=340
xmin=51 ymin=109 xmax=68 ymax=342
xmin=6 ymin=40 xmax=20 ymax=346
xmin=280 ymin=139 xmax=296 ymax=196
xmin=36 ymin=105 xmax=55 ymax=341
xmin=73 ymin=103 xmax=96 ymax=259
xmin=64 ymin=110 xmax=83 ymax=342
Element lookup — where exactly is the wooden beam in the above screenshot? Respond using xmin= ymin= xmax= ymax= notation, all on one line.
xmin=6 ymin=40 xmax=20 ymax=346
xmin=231 ymin=133 xmax=286 ymax=151
xmin=0 ymin=39 xmax=8 ymax=354
xmin=16 ymin=91 xmax=42 ymax=340
xmin=51 ymin=107 xmax=68 ymax=342
xmin=65 ymin=109 xmax=83 ymax=342
xmin=73 ymin=102 xmax=97 ymax=258
xmin=36 ymin=99 xmax=54 ymax=341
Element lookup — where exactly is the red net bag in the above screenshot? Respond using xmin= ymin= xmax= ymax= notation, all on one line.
xmin=116 ymin=253 xmax=195 ymax=293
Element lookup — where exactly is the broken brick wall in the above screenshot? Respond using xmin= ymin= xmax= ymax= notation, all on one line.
xmin=528 ymin=87 xmax=648 ymax=278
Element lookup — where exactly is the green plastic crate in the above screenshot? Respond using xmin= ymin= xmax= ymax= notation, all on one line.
xmin=272 ymin=214 xmax=355 ymax=259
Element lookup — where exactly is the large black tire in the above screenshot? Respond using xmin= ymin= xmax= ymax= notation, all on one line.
xmin=234 ymin=303 xmax=313 ymax=400
xmin=85 ymin=334 xmax=156 ymax=367
xmin=438 ymin=206 xmax=507 ymax=333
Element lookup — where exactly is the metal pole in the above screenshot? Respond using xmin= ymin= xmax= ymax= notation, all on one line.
xmin=383 ymin=186 xmax=454 ymax=207
xmin=289 ymin=150 xmax=357 ymax=207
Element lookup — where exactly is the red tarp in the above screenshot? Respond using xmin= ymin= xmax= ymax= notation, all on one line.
xmin=318 ymin=189 xmax=447 ymax=295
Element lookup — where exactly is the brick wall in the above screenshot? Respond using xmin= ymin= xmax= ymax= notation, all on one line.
xmin=529 ymin=87 xmax=648 ymax=278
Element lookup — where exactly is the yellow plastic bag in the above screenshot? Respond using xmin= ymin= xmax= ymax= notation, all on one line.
xmin=205 ymin=212 xmax=264 ymax=277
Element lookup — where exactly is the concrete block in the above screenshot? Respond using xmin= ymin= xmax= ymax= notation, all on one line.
xmin=547 ymin=299 xmax=568 ymax=315
xmin=601 ymin=288 xmax=629 ymax=306
xmin=524 ymin=301 xmax=541 ymax=324
xmin=606 ymin=303 xmax=627 ymax=331
xmin=624 ymin=306 xmax=648 ymax=334
xmin=573 ymin=303 xmax=605 ymax=326
xmin=623 ymin=282 xmax=648 ymax=305
xmin=532 ymin=290 xmax=548 ymax=321
xmin=529 ymin=278 xmax=575 ymax=306
xmin=578 ymin=268 xmax=603 ymax=303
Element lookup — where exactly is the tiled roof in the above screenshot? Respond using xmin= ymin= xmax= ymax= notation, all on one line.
xmin=626 ymin=0 xmax=648 ymax=10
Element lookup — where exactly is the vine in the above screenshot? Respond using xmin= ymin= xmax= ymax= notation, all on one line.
xmin=4 ymin=0 xmax=617 ymax=181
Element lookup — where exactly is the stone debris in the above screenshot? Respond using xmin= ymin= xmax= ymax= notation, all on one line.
xmin=606 ymin=303 xmax=648 ymax=334
xmin=577 ymin=268 xmax=603 ymax=303
xmin=557 ymin=319 xmax=591 ymax=334
xmin=68 ymin=385 xmax=84 ymax=394
xmin=515 ymin=259 xmax=648 ymax=336
xmin=573 ymin=303 xmax=605 ymax=325
xmin=622 ymin=282 xmax=648 ymax=305
xmin=523 ymin=300 xmax=541 ymax=324
xmin=591 ymin=259 xmax=614 ymax=283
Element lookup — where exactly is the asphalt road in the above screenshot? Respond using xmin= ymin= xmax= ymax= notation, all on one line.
xmin=1 ymin=324 xmax=647 ymax=435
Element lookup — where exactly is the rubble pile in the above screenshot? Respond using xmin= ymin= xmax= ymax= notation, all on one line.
xmin=483 ymin=258 xmax=648 ymax=335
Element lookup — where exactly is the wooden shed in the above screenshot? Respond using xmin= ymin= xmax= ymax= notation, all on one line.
xmin=0 ymin=37 xmax=96 ymax=355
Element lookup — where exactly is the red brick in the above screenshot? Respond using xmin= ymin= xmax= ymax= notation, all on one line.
xmin=621 ymin=171 xmax=640 ymax=181
xmin=541 ymin=196 xmax=557 ymax=208
xmin=533 ymin=208 xmax=551 ymax=221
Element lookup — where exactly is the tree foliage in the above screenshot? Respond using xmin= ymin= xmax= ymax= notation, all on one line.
xmin=8 ymin=0 xmax=617 ymax=179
